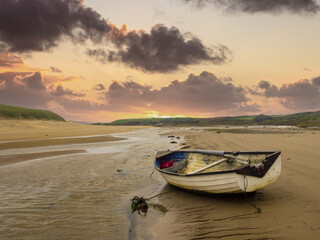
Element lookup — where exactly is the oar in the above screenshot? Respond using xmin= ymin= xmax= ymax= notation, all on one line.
xmin=196 ymin=149 xmax=250 ymax=165
xmin=187 ymin=158 xmax=229 ymax=175
xmin=223 ymin=154 xmax=249 ymax=165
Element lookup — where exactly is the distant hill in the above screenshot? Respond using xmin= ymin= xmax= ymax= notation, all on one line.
xmin=0 ymin=104 xmax=65 ymax=121
xmin=94 ymin=111 xmax=320 ymax=127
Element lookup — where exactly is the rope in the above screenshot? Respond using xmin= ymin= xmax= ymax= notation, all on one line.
xmin=146 ymin=191 xmax=172 ymax=200
xmin=242 ymin=175 xmax=261 ymax=214
xmin=149 ymin=167 xmax=155 ymax=178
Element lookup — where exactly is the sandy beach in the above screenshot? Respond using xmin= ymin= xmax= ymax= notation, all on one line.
xmin=0 ymin=120 xmax=148 ymax=141
xmin=0 ymin=121 xmax=319 ymax=239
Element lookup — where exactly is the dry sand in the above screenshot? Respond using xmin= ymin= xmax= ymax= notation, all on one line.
xmin=0 ymin=119 xmax=148 ymax=141
xmin=151 ymin=127 xmax=320 ymax=240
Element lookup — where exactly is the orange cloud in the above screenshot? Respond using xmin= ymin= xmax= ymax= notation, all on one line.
xmin=43 ymin=75 xmax=81 ymax=85
xmin=0 ymin=51 xmax=45 ymax=73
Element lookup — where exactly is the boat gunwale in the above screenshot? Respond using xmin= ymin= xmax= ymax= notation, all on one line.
xmin=155 ymin=150 xmax=281 ymax=178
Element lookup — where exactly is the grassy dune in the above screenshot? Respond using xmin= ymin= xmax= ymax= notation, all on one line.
xmin=98 ymin=111 xmax=320 ymax=127
xmin=0 ymin=104 xmax=65 ymax=121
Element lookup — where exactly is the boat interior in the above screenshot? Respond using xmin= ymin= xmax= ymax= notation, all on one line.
xmin=155 ymin=151 xmax=274 ymax=175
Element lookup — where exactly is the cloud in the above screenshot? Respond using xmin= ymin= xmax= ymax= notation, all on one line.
xmin=0 ymin=51 xmax=24 ymax=67
xmin=0 ymin=1 xmax=230 ymax=73
xmin=53 ymin=98 xmax=106 ymax=112
xmin=0 ymin=71 xmax=45 ymax=91
xmin=0 ymin=71 xmax=31 ymax=81
xmin=87 ymin=24 xmax=232 ymax=72
xmin=105 ymin=71 xmax=255 ymax=115
xmin=312 ymin=76 xmax=320 ymax=86
xmin=43 ymin=75 xmax=80 ymax=84
xmin=0 ymin=71 xmax=95 ymax=113
xmin=0 ymin=0 xmax=109 ymax=52
xmin=87 ymin=49 xmax=110 ymax=63
xmin=51 ymin=84 xmax=86 ymax=97
xmin=182 ymin=0 xmax=320 ymax=14
xmin=20 ymin=72 xmax=46 ymax=90
xmin=257 ymin=80 xmax=279 ymax=97
xmin=50 ymin=66 xmax=62 ymax=73
xmin=256 ymin=77 xmax=320 ymax=110
xmin=93 ymin=83 xmax=106 ymax=91
xmin=0 ymin=71 xmax=50 ymax=108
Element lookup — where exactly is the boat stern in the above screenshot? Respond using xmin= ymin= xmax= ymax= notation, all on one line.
xmin=236 ymin=152 xmax=282 ymax=192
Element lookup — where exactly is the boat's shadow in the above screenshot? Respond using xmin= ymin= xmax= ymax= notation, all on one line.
xmin=160 ymin=183 xmax=260 ymax=202
xmin=157 ymin=183 xmax=267 ymax=217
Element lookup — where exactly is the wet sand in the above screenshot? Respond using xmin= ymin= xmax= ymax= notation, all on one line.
xmin=0 ymin=150 xmax=86 ymax=166
xmin=0 ymin=123 xmax=319 ymax=239
xmin=0 ymin=136 xmax=125 ymax=151
xmin=0 ymin=121 xmax=181 ymax=240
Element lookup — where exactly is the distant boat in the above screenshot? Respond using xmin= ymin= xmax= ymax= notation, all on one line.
xmin=154 ymin=150 xmax=281 ymax=194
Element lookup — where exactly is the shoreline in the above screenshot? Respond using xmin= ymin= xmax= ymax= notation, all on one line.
xmin=0 ymin=119 xmax=150 ymax=141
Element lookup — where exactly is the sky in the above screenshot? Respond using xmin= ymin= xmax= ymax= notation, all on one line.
xmin=0 ymin=0 xmax=320 ymax=122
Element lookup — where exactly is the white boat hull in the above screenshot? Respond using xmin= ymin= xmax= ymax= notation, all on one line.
xmin=159 ymin=155 xmax=281 ymax=194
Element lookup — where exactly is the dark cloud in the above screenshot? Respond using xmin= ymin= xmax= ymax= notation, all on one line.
xmin=93 ymin=83 xmax=106 ymax=91
xmin=182 ymin=0 xmax=320 ymax=14
xmin=312 ymin=76 xmax=320 ymax=86
xmin=0 ymin=1 xmax=230 ymax=72
xmin=22 ymin=72 xmax=46 ymax=90
xmin=105 ymin=71 xmax=254 ymax=114
xmin=258 ymin=80 xmax=270 ymax=89
xmin=51 ymin=84 xmax=86 ymax=97
xmin=87 ymin=48 xmax=110 ymax=64
xmin=257 ymin=80 xmax=279 ymax=97
xmin=88 ymin=24 xmax=232 ymax=72
xmin=256 ymin=78 xmax=320 ymax=110
xmin=105 ymin=80 xmax=153 ymax=111
xmin=0 ymin=0 xmax=109 ymax=52
xmin=50 ymin=66 xmax=62 ymax=73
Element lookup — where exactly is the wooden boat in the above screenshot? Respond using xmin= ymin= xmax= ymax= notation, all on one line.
xmin=154 ymin=150 xmax=281 ymax=194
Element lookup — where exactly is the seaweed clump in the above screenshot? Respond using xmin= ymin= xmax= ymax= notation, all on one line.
xmin=131 ymin=196 xmax=148 ymax=215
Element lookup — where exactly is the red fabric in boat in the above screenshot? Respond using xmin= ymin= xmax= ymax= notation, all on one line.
xmin=160 ymin=160 xmax=173 ymax=168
